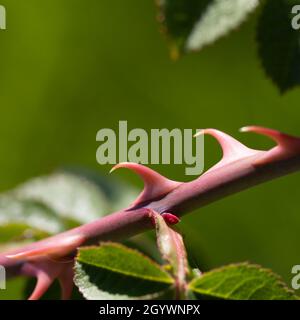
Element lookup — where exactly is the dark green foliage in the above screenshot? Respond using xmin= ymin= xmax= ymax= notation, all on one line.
xmin=257 ymin=0 xmax=300 ymax=93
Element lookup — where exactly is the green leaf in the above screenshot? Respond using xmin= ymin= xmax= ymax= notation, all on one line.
xmin=0 ymin=222 xmax=49 ymax=252
xmin=14 ymin=172 xmax=110 ymax=224
xmin=0 ymin=223 xmax=47 ymax=244
xmin=0 ymin=196 xmax=67 ymax=234
xmin=0 ymin=172 xmax=109 ymax=245
xmin=157 ymin=0 xmax=259 ymax=57
xmin=64 ymin=167 xmax=139 ymax=212
xmin=257 ymin=0 xmax=300 ymax=93
xmin=189 ymin=263 xmax=298 ymax=300
xmin=74 ymin=243 xmax=174 ymax=300
xmin=0 ymin=171 xmax=140 ymax=251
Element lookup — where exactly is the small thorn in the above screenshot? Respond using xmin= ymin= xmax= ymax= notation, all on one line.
xmin=28 ymin=272 xmax=55 ymax=300
xmin=6 ymin=253 xmax=24 ymax=260
xmin=109 ymin=162 xmax=181 ymax=205
xmin=109 ymin=166 xmax=117 ymax=174
xmin=239 ymin=126 xmax=249 ymax=133
xmin=193 ymin=130 xmax=204 ymax=138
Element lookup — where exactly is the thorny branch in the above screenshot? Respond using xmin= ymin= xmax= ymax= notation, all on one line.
xmin=1 ymin=126 xmax=300 ymax=299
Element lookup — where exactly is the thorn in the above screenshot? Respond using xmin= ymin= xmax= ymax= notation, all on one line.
xmin=109 ymin=166 xmax=117 ymax=174
xmin=240 ymin=126 xmax=300 ymax=165
xmin=59 ymin=263 xmax=74 ymax=300
xmin=240 ymin=126 xmax=300 ymax=148
xmin=28 ymin=272 xmax=55 ymax=300
xmin=7 ymin=234 xmax=85 ymax=261
xmin=199 ymin=128 xmax=259 ymax=172
xmin=239 ymin=126 xmax=251 ymax=133
xmin=22 ymin=258 xmax=75 ymax=300
xmin=110 ymin=162 xmax=181 ymax=205
xmin=193 ymin=130 xmax=204 ymax=138
xmin=23 ymin=261 xmax=59 ymax=300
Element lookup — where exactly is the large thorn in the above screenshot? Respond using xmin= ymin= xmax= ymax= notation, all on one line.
xmin=240 ymin=126 xmax=300 ymax=165
xmin=110 ymin=162 xmax=181 ymax=205
xmin=195 ymin=129 xmax=260 ymax=172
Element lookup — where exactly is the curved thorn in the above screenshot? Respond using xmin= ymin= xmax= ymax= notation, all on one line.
xmin=23 ymin=259 xmax=75 ymax=300
xmin=240 ymin=126 xmax=300 ymax=148
xmin=28 ymin=272 xmax=55 ymax=300
xmin=195 ymin=129 xmax=258 ymax=171
xmin=7 ymin=234 xmax=85 ymax=261
xmin=59 ymin=263 xmax=74 ymax=300
xmin=240 ymin=126 xmax=300 ymax=165
xmin=110 ymin=162 xmax=181 ymax=205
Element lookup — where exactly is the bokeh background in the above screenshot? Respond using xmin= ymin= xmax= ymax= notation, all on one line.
xmin=0 ymin=0 xmax=300 ymax=297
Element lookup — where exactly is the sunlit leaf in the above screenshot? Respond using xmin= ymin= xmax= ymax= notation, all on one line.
xmin=14 ymin=172 xmax=110 ymax=223
xmin=157 ymin=0 xmax=259 ymax=57
xmin=189 ymin=263 xmax=298 ymax=300
xmin=74 ymin=243 xmax=174 ymax=300
xmin=0 ymin=196 xmax=66 ymax=234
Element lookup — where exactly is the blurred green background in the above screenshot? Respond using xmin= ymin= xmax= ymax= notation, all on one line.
xmin=0 ymin=0 xmax=299 ymax=293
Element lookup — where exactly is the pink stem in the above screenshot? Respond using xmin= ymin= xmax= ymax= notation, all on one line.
xmin=1 ymin=127 xmax=300 ymax=279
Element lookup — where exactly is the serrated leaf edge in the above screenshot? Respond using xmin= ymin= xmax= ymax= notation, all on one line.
xmin=76 ymin=242 xmax=174 ymax=284
xmin=188 ymin=262 xmax=298 ymax=300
